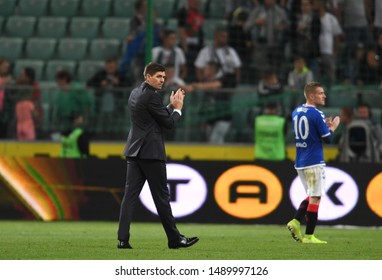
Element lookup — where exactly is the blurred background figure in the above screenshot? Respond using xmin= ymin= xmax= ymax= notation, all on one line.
xmin=15 ymin=91 xmax=36 ymax=141
xmin=287 ymin=56 xmax=314 ymax=111
xmin=186 ymin=61 xmax=234 ymax=143
xmin=0 ymin=58 xmax=13 ymax=138
xmin=257 ymin=69 xmax=283 ymax=114
xmin=60 ymin=112 xmax=90 ymax=158
xmin=152 ymin=29 xmax=187 ymax=81
xmin=87 ymin=58 xmax=129 ymax=138
xmin=254 ymin=102 xmax=287 ymax=161
xmin=53 ymin=70 xmax=92 ymax=134
xmin=177 ymin=0 xmax=205 ymax=82
xmin=338 ymin=102 xmax=382 ymax=162
xmin=15 ymin=67 xmax=42 ymax=137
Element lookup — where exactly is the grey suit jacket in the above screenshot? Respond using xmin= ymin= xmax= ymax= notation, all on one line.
xmin=122 ymin=82 xmax=181 ymax=161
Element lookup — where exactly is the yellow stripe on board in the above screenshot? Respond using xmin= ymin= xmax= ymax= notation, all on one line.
xmin=0 ymin=141 xmax=339 ymax=161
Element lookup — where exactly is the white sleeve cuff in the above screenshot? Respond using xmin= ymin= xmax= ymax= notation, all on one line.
xmin=173 ymin=109 xmax=182 ymax=116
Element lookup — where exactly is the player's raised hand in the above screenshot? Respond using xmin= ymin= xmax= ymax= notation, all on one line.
xmin=326 ymin=116 xmax=340 ymax=131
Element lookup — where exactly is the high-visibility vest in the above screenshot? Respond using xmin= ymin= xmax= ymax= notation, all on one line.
xmin=60 ymin=128 xmax=84 ymax=158
xmin=255 ymin=115 xmax=286 ymax=160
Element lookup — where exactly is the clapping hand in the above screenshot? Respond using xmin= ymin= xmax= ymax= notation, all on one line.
xmin=170 ymin=88 xmax=185 ymax=110
xmin=326 ymin=116 xmax=340 ymax=132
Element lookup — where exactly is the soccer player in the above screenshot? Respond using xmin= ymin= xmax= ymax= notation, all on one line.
xmin=287 ymin=81 xmax=340 ymax=244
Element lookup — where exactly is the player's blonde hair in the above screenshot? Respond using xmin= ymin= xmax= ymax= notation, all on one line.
xmin=304 ymin=81 xmax=323 ymax=99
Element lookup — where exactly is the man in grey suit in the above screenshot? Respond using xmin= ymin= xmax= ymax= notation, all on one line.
xmin=117 ymin=62 xmax=199 ymax=249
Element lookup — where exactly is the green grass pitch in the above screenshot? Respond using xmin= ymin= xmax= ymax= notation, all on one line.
xmin=0 ymin=221 xmax=381 ymax=260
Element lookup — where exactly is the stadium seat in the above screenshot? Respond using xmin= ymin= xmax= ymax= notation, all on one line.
xmin=81 ymin=0 xmax=112 ymax=18
xmin=0 ymin=16 xmax=4 ymax=35
xmin=89 ymin=38 xmax=121 ymax=60
xmin=204 ymin=0 xmax=226 ymax=19
xmin=45 ymin=60 xmax=77 ymax=81
xmin=156 ymin=0 xmax=177 ymax=20
xmin=165 ymin=18 xmax=178 ymax=31
xmin=36 ymin=17 xmax=68 ymax=39
xmin=25 ymin=38 xmax=57 ymax=60
xmin=0 ymin=37 xmax=24 ymax=60
xmin=101 ymin=17 xmax=129 ymax=40
xmin=69 ymin=17 xmax=100 ymax=39
xmin=77 ymin=60 xmax=104 ymax=82
xmin=18 ymin=0 xmax=49 ymax=17
xmin=0 ymin=0 xmax=17 ymax=17
xmin=57 ymin=38 xmax=88 ymax=61
xmin=49 ymin=0 xmax=80 ymax=17
xmin=4 ymin=16 xmax=36 ymax=38
xmin=112 ymin=0 xmax=135 ymax=18
xmin=14 ymin=59 xmax=45 ymax=81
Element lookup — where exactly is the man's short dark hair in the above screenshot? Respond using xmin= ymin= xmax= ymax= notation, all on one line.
xmin=55 ymin=69 xmax=72 ymax=82
xmin=304 ymin=81 xmax=323 ymax=98
xmin=24 ymin=67 xmax=36 ymax=82
xmin=143 ymin=62 xmax=165 ymax=77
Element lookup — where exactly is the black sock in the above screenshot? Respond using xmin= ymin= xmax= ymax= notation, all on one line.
xmin=305 ymin=204 xmax=319 ymax=235
xmin=294 ymin=198 xmax=309 ymax=222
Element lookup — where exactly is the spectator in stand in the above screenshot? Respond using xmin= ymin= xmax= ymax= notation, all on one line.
xmin=333 ymin=105 xmax=353 ymax=145
xmin=338 ymin=102 xmax=382 ymax=162
xmin=287 ymin=56 xmax=314 ymax=111
xmin=335 ymin=0 xmax=375 ymax=80
xmin=343 ymin=42 xmax=367 ymax=85
xmin=194 ymin=26 xmax=242 ymax=86
xmin=0 ymin=58 xmax=13 ymax=138
xmin=228 ymin=10 xmax=253 ymax=83
xmin=176 ymin=0 xmax=205 ymax=82
xmin=291 ymin=0 xmax=321 ymax=75
xmin=15 ymin=67 xmax=43 ymax=137
xmin=87 ymin=58 xmax=129 ymax=138
xmin=15 ymin=91 xmax=36 ymax=141
xmin=244 ymin=0 xmax=289 ymax=77
xmin=152 ymin=29 xmax=187 ymax=81
xmin=119 ymin=0 xmax=163 ymax=84
xmin=53 ymin=70 xmax=92 ymax=134
xmin=224 ymin=0 xmax=259 ymax=23
xmin=313 ymin=0 xmax=343 ymax=88
xmin=257 ymin=69 xmax=284 ymax=114
xmin=373 ymin=0 xmax=382 ymax=39
xmin=186 ymin=61 xmax=234 ymax=144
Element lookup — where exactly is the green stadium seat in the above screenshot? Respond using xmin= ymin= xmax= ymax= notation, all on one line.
xmin=101 ymin=17 xmax=129 ymax=40
xmin=0 ymin=0 xmax=17 ymax=17
xmin=112 ymin=0 xmax=135 ymax=18
xmin=18 ymin=0 xmax=49 ymax=17
xmin=45 ymin=60 xmax=77 ymax=81
xmin=25 ymin=38 xmax=57 ymax=60
xmin=36 ymin=17 xmax=68 ymax=38
xmin=156 ymin=0 xmax=177 ymax=20
xmin=4 ymin=16 xmax=36 ymax=38
xmin=0 ymin=16 xmax=4 ymax=35
xmin=165 ymin=18 xmax=178 ymax=30
xmin=14 ymin=59 xmax=45 ymax=81
xmin=49 ymin=0 xmax=80 ymax=17
xmin=204 ymin=0 xmax=226 ymax=19
xmin=81 ymin=0 xmax=111 ymax=18
xmin=57 ymin=38 xmax=88 ymax=61
xmin=69 ymin=17 xmax=100 ymax=39
xmin=89 ymin=38 xmax=121 ymax=60
xmin=77 ymin=60 xmax=104 ymax=82
xmin=0 ymin=37 xmax=24 ymax=60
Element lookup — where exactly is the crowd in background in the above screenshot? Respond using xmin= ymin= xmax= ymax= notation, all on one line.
xmin=0 ymin=0 xmax=382 ymax=161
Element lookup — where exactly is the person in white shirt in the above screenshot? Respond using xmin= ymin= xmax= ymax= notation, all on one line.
xmin=152 ymin=29 xmax=187 ymax=81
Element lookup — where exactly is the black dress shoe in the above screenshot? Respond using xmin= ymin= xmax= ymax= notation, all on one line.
xmin=117 ymin=240 xmax=133 ymax=249
xmin=168 ymin=235 xmax=199 ymax=249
